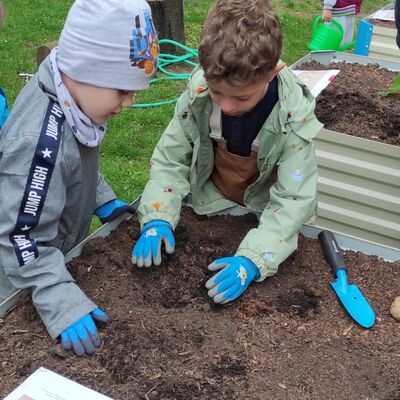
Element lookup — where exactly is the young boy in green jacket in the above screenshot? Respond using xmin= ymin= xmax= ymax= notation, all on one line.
xmin=132 ymin=0 xmax=323 ymax=304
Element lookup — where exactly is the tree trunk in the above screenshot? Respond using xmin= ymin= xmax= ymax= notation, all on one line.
xmin=36 ymin=41 xmax=58 ymax=68
xmin=147 ymin=0 xmax=185 ymax=54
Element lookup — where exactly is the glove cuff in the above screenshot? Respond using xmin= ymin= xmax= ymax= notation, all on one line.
xmin=94 ymin=199 xmax=116 ymax=217
xmin=142 ymin=219 xmax=172 ymax=233
xmin=95 ymin=199 xmax=135 ymax=223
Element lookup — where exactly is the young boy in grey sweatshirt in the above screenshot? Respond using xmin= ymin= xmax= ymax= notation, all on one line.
xmin=0 ymin=0 xmax=158 ymax=356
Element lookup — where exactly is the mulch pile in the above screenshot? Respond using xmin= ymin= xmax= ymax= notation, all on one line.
xmin=1 ymin=208 xmax=400 ymax=400
xmin=298 ymin=61 xmax=400 ymax=146
xmin=371 ymin=19 xmax=397 ymax=29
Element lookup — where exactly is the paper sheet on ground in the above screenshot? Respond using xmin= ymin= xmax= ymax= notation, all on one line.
xmin=370 ymin=9 xmax=395 ymax=21
xmin=4 ymin=367 xmax=113 ymax=400
xmin=292 ymin=69 xmax=340 ymax=97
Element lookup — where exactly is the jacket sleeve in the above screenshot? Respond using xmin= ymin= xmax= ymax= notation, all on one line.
xmin=236 ymin=81 xmax=323 ymax=280
xmin=137 ymin=88 xmax=194 ymax=229
xmin=0 ymin=134 xmax=97 ymax=339
xmin=95 ymin=172 xmax=116 ymax=209
xmin=323 ymin=0 xmax=337 ymax=9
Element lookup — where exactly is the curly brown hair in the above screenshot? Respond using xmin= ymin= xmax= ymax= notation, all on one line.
xmin=199 ymin=0 xmax=282 ymax=85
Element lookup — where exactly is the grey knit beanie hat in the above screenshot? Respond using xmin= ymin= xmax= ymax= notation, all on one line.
xmin=58 ymin=0 xmax=159 ymax=91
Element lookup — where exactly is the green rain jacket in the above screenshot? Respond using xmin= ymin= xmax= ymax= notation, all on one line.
xmin=138 ymin=66 xmax=323 ymax=280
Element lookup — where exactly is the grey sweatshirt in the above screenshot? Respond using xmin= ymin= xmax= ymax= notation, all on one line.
xmin=0 ymin=57 xmax=115 ymax=339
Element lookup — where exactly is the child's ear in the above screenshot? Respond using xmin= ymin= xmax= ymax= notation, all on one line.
xmin=269 ymin=62 xmax=287 ymax=81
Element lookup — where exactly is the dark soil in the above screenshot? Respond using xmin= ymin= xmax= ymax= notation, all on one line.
xmin=1 ymin=207 xmax=400 ymax=399
xmin=371 ymin=19 xmax=397 ymax=29
xmin=298 ymin=61 xmax=400 ymax=146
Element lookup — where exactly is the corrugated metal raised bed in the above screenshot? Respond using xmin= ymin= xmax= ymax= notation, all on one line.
xmin=2 ymin=190 xmax=399 ymax=320
xmin=291 ymin=51 xmax=400 ymax=255
xmin=2 ymin=52 xmax=399 ymax=317
xmin=357 ymin=2 xmax=400 ymax=62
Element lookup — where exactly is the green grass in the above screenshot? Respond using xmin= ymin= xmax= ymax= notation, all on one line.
xmin=0 ymin=0 xmax=390 ymax=231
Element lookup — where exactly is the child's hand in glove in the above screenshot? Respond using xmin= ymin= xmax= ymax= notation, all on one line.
xmin=131 ymin=219 xmax=175 ymax=267
xmin=94 ymin=199 xmax=135 ymax=224
xmin=205 ymin=256 xmax=260 ymax=304
xmin=60 ymin=308 xmax=110 ymax=356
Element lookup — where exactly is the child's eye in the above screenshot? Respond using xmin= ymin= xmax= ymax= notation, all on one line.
xmin=238 ymin=97 xmax=249 ymax=101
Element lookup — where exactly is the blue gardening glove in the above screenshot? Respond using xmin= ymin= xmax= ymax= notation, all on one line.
xmin=0 ymin=88 xmax=10 ymax=129
xmin=60 ymin=308 xmax=110 ymax=357
xmin=131 ymin=219 xmax=175 ymax=267
xmin=94 ymin=199 xmax=135 ymax=224
xmin=205 ymin=256 xmax=260 ymax=304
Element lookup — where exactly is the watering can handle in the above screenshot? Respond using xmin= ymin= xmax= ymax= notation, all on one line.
xmin=312 ymin=15 xmax=323 ymax=36
xmin=331 ymin=18 xmax=344 ymax=36
xmin=313 ymin=15 xmax=344 ymax=37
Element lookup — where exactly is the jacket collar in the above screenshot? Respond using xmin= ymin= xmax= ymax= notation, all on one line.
xmin=37 ymin=56 xmax=59 ymax=103
xmin=187 ymin=64 xmax=293 ymax=115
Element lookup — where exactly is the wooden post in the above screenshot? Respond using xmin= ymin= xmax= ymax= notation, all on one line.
xmin=0 ymin=1 xmax=5 ymax=27
xmin=36 ymin=41 xmax=58 ymax=69
xmin=147 ymin=0 xmax=185 ymax=54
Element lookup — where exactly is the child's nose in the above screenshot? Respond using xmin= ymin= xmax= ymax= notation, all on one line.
xmin=219 ymin=98 xmax=236 ymax=114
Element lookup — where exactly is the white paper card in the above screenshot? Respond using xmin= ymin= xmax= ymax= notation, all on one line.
xmin=371 ymin=9 xmax=395 ymax=21
xmin=4 ymin=367 xmax=113 ymax=400
xmin=292 ymin=69 xmax=341 ymax=97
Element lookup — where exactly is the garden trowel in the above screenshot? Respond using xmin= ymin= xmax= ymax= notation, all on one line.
xmin=318 ymin=230 xmax=375 ymax=329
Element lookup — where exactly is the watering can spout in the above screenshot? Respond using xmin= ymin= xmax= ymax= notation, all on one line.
xmin=308 ymin=15 xmax=352 ymax=52
xmin=338 ymin=39 xmax=356 ymax=52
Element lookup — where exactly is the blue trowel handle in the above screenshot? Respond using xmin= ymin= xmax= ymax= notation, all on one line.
xmin=318 ymin=230 xmax=346 ymax=274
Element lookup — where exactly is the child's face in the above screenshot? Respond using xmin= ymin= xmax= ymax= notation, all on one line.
xmin=207 ymin=76 xmax=270 ymax=117
xmin=64 ymin=76 xmax=135 ymax=124
xmin=207 ymin=64 xmax=285 ymax=117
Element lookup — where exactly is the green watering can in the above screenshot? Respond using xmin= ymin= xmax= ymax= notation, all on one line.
xmin=308 ymin=15 xmax=355 ymax=52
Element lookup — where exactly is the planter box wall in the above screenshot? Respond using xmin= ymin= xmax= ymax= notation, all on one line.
xmin=314 ymin=129 xmax=399 ymax=248
xmin=291 ymin=51 xmax=400 ymax=253
xmin=365 ymin=24 xmax=400 ymax=62
xmin=356 ymin=2 xmax=400 ymax=62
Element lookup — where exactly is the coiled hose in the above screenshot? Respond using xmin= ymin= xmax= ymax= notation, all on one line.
xmin=132 ymin=39 xmax=198 ymax=108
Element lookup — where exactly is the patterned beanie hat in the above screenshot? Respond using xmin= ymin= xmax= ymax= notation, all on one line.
xmin=58 ymin=0 xmax=159 ymax=91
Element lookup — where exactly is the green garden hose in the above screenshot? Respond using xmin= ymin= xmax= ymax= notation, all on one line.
xmin=132 ymin=39 xmax=198 ymax=109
